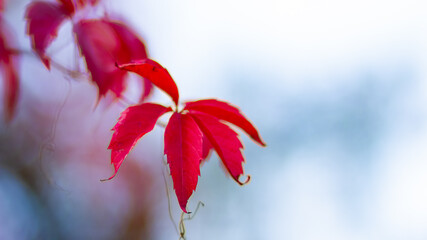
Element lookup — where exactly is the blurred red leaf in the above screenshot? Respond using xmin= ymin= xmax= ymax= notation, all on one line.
xmin=25 ymin=1 xmax=70 ymax=69
xmin=107 ymin=21 xmax=147 ymax=63
xmin=107 ymin=21 xmax=153 ymax=102
xmin=74 ymin=19 xmax=126 ymax=98
xmin=117 ymin=59 xmax=179 ymax=106
xmin=164 ymin=112 xmax=203 ymax=213
xmin=107 ymin=103 xmax=171 ymax=180
xmin=190 ymin=112 xmax=250 ymax=185
xmin=74 ymin=19 xmax=151 ymax=101
xmin=185 ymin=99 xmax=266 ymax=146
xmin=0 ymin=17 xmax=19 ymax=121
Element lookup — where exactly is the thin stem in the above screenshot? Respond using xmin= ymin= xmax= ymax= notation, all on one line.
xmin=50 ymin=59 xmax=87 ymax=80
xmin=37 ymin=76 xmax=72 ymax=192
xmin=184 ymin=201 xmax=205 ymax=221
xmin=179 ymin=212 xmax=186 ymax=240
xmin=9 ymin=48 xmax=87 ymax=80
xmin=162 ymin=157 xmax=179 ymax=236
xmin=177 ymin=201 xmax=205 ymax=240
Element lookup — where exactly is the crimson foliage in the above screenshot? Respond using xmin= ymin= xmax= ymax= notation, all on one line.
xmin=4 ymin=0 xmax=267 ymax=214
xmin=111 ymin=61 xmax=265 ymax=212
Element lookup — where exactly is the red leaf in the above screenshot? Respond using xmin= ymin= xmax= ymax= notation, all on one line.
xmin=0 ymin=18 xmax=19 ymax=121
xmin=201 ymin=134 xmax=213 ymax=164
xmin=117 ymin=59 xmax=179 ymax=106
xmin=107 ymin=21 xmax=147 ymax=63
xmin=74 ymin=19 xmax=126 ymax=98
xmin=164 ymin=112 xmax=203 ymax=213
xmin=0 ymin=18 xmax=11 ymax=63
xmin=74 ymin=19 xmax=152 ymax=101
xmin=107 ymin=103 xmax=171 ymax=180
xmin=185 ymin=99 xmax=266 ymax=146
xmin=190 ymin=112 xmax=250 ymax=185
xmin=25 ymin=1 xmax=70 ymax=69
xmin=107 ymin=20 xmax=153 ymax=102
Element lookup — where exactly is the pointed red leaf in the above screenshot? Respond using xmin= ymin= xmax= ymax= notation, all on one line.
xmin=185 ymin=99 xmax=266 ymax=146
xmin=25 ymin=1 xmax=70 ymax=69
xmin=164 ymin=112 xmax=203 ymax=213
xmin=107 ymin=20 xmax=153 ymax=102
xmin=74 ymin=19 xmax=126 ymax=98
xmin=117 ymin=59 xmax=179 ymax=105
xmin=190 ymin=112 xmax=250 ymax=185
xmin=107 ymin=103 xmax=171 ymax=180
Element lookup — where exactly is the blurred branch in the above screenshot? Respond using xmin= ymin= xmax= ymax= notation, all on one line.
xmin=9 ymin=48 xmax=87 ymax=80
xmin=37 ymin=78 xmax=72 ymax=191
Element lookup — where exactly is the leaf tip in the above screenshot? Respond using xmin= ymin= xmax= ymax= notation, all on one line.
xmin=100 ymin=173 xmax=116 ymax=182
xmin=236 ymin=174 xmax=251 ymax=186
xmin=178 ymin=199 xmax=190 ymax=213
xmin=40 ymin=56 xmax=51 ymax=70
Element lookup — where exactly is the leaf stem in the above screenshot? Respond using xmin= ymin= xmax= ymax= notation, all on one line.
xmin=161 ymin=157 xmax=179 ymax=236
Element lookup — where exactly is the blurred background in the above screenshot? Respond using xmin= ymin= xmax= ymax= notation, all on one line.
xmin=1 ymin=0 xmax=427 ymax=239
